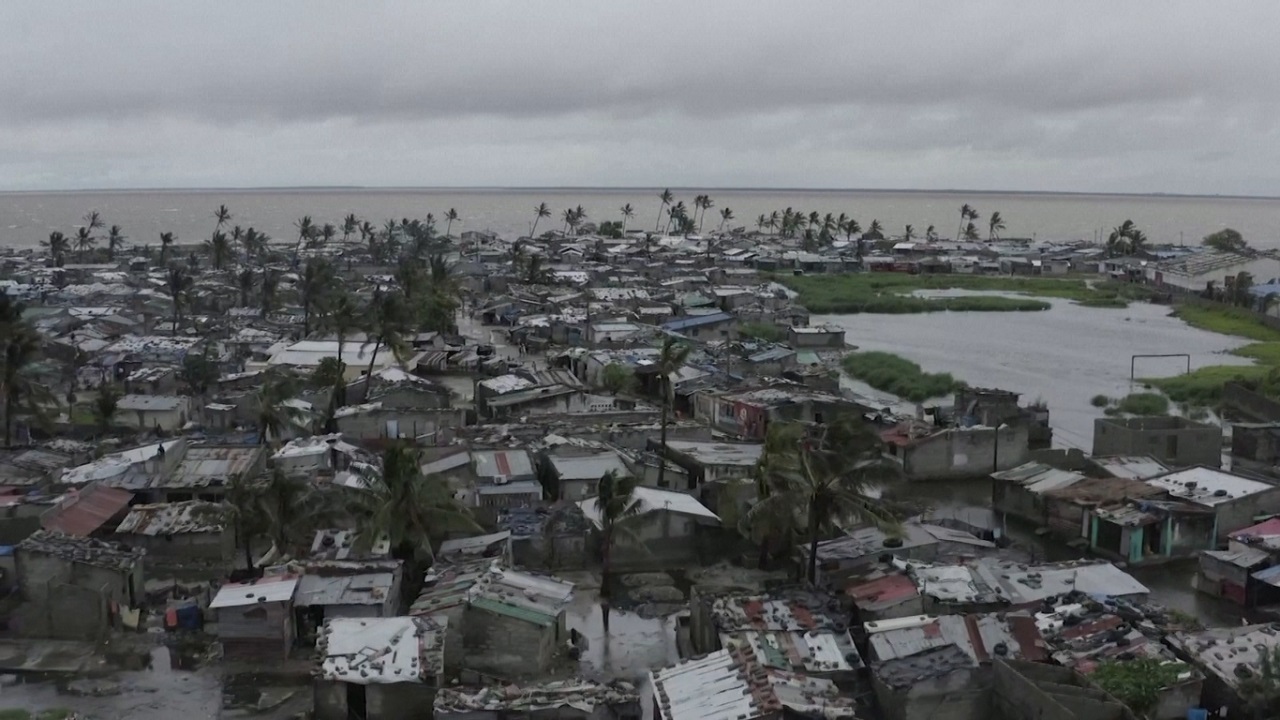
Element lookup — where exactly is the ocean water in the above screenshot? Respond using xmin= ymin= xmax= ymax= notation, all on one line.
xmin=1 ymin=188 xmax=1279 ymax=250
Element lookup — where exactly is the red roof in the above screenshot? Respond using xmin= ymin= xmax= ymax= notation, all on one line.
xmin=41 ymin=484 xmax=134 ymax=537
xmin=845 ymin=573 xmax=919 ymax=606
xmin=1231 ymin=517 xmax=1280 ymax=540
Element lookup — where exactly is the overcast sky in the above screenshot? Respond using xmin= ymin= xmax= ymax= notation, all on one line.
xmin=3 ymin=1 xmax=1279 ymax=195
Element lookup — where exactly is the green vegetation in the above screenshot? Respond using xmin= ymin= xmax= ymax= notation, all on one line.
xmin=1114 ymin=392 xmax=1170 ymax=416
xmin=0 ymin=710 xmax=75 ymax=720
xmin=841 ymin=351 xmax=964 ymax=402
xmin=1175 ymin=304 xmax=1280 ymax=342
xmin=1092 ymin=659 xmax=1190 ymax=715
xmin=1089 ymin=394 xmax=1110 ymax=407
xmin=778 ymin=274 xmax=1159 ymax=314
xmin=739 ymin=321 xmax=786 ymax=342
xmin=1146 ymin=365 xmax=1269 ymax=405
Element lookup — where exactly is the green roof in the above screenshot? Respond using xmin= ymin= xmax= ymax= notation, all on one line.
xmin=469 ymin=596 xmax=556 ymax=628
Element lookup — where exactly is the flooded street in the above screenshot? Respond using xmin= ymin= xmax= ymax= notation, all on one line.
xmin=818 ymin=296 xmax=1252 ymax=450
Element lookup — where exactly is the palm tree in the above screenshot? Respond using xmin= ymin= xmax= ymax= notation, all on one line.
xmin=988 ymin=212 xmax=1006 ymax=241
xmin=620 ymin=203 xmax=635 ymax=233
xmin=91 ymin=383 xmax=121 ymax=435
xmin=342 ymin=213 xmax=358 ymax=243
xmin=1 ymin=311 xmax=55 ymax=446
xmin=698 ymin=196 xmax=715 ymax=232
xmin=323 ymin=290 xmax=362 ymax=407
xmin=562 ymin=208 xmax=576 ymax=234
xmin=73 ymin=227 xmax=95 ymax=261
xmin=767 ymin=210 xmax=780 ymax=235
xmin=294 ymin=215 xmax=315 ymax=260
xmin=746 ymin=419 xmax=900 ymax=585
xmin=298 ymin=257 xmax=334 ymax=336
xmin=356 ymin=443 xmax=481 ymax=566
xmin=903 ymin=225 xmax=915 ymax=242
xmin=256 ymin=469 xmax=321 ymax=555
xmin=756 ymin=214 xmax=767 ymax=232
xmin=236 ymin=269 xmax=256 ymax=308
xmin=251 ymin=375 xmax=302 ymax=446
xmin=718 ymin=207 xmax=734 ymax=231
xmin=318 ymin=223 xmax=337 ymax=248
xmin=241 ymin=227 xmax=267 ymax=259
xmin=531 ymin=202 xmax=552 ymax=237
xmin=360 ymin=290 xmax=412 ymax=397
xmin=158 ymin=232 xmax=176 ymax=264
xmin=212 ymin=204 xmax=232 ymax=235
xmin=260 ymin=269 xmax=281 ymax=316
xmin=82 ymin=210 xmax=104 ymax=234
xmin=841 ymin=218 xmax=862 ymax=242
xmin=205 ymin=231 xmax=232 ymax=271
xmin=655 ymin=188 xmax=674 ymax=232
xmin=42 ymin=231 xmax=70 ymax=265
xmin=957 ymin=204 xmax=973 ymax=241
xmin=868 ymin=219 xmax=884 ymax=238
xmin=741 ymin=421 xmax=803 ymax=569
xmin=164 ymin=265 xmax=193 ymax=334
xmin=592 ymin=469 xmax=641 ymax=633
xmin=925 ymin=225 xmax=938 ymax=242
xmin=105 ymin=225 xmax=127 ymax=260
xmin=654 ymin=337 xmax=692 ymax=489
xmin=445 ymin=208 xmax=459 ymax=238
xmin=226 ymin=472 xmax=264 ymax=570
xmin=963 ymin=222 xmax=980 ymax=241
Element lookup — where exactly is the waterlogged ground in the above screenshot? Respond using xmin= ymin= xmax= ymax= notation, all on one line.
xmin=819 ymin=293 xmax=1251 ymax=451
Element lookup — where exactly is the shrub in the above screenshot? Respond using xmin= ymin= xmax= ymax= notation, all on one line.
xmin=1115 ymin=392 xmax=1170 ymax=416
xmin=1090 ymin=394 xmax=1110 ymax=407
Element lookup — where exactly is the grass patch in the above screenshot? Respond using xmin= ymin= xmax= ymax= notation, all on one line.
xmin=1145 ymin=365 xmax=1270 ymax=405
xmin=1232 ymin=342 xmax=1280 ymax=364
xmin=1173 ymin=304 xmax=1280 ymax=342
xmin=1114 ymin=392 xmax=1170 ymax=416
xmin=841 ymin=351 xmax=964 ymax=402
xmin=1092 ymin=659 xmax=1191 ymax=716
xmin=739 ymin=321 xmax=785 ymax=342
xmin=0 ymin=711 xmax=31 ymax=720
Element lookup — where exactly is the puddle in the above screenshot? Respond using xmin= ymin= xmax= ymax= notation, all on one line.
xmin=565 ymin=594 xmax=678 ymax=681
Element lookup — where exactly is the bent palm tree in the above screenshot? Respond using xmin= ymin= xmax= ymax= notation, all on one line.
xmin=531 ymin=202 xmax=552 ymax=237
xmin=656 ymin=188 xmax=674 ymax=232
xmin=2 ymin=315 xmax=56 ymax=446
xmin=325 ymin=290 xmax=363 ymax=406
xmin=445 ymin=208 xmax=459 ymax=238
xmin=988 ymin=212 xmax=1006 ymax=241
xmin=159 ymin=232 xmax=176 ymax=264
xmin=719 ymin=207 xmax=734 ymax=231
xmin=654 ymin=337 xmax=692 ymax=489
xmin=73 ymin=227 xmax=96 ymax=261
xmin=252 ymin=375 xmax=302 ymax=446
xmin=165 ymin=265 xmax=193 ymax=334
xmin=205 ymin=231 xmax=232 ymax=270
xmin=620 ymin=203 xmax=635 ymax=233
xmin=957 ymin=204 xmax=973 ymax=241
xmin=212 ymin=204 xmax=232 ymax=235
xmin=42 ymin=232 xmax=70 ymax=265
xmin=106 ymin=225 xmax=127 ymax=260
xmin=298 ymin=257 xmax=334 ymax=336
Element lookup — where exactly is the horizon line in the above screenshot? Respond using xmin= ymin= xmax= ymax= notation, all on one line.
xmin=1 ymin=185 xmax=1278 ymax=202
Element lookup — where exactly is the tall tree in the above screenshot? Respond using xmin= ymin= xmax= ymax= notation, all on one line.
xmin=260 ymin=269 xmax=281 ymax=316
xmin=91 ymin=383 xmax=121 ymax=435
xmin=925 ymin=225 xmax=938 ymax=242
xmin=1203 ymin=228 xmax=1248 ymax=254
xmin=42 ymin=232 xmax=69 ymax=265
xmin=356 ymin=443 xmax=481 ymax=566
xmin=165 ymin=265 xmax=193 ymax=334
xmin=718 ymin=207 xmax=734 ymax=231
xmin=592 ymin=469 xmax=641 ymax=633
xmin=957 ymin=204 xmax=973 ymax=241
xmin=73 ymin=227 xmax=96 ymax=261
xmin=903 ymin=225 xmax=915 ymax=242
xmin=212 ymin=204 xmax=232 ymax=235
xmin=205 ymin=231 xmax=232 ymax=271
xmin=988 ymin=212 xmax=1006 ymax=241
xmin=655 ymin=188 xmax=674 ymax=232
xmin=324 ymin=290 xmax=363 ymax=407
xmin=342 ymin=213 xmax=359 ymax=243
xmin=298 ymin=257 xmax=334 ymax=336
xmin=654 ymin=337 xmax=692 ymax=490
xmin=445 ymin=208 xmax=459 ymax=238
xmin=105 ymin=225 xmax=127 ymax=260
xmin=158 ymin=232 xmax=176 ymax=264
xmin=236 ymin=268 xmax=256 ymax=307
xmin=747 ymin=418 xmax=900 ymax=585
xmin=251 ymin=375 xmax=302 ymax=446
xmin=1 ymin=304 xmax=55 ymax=446
xmin=963 ymin=222 xmax=980 ymax=241
xmin=531 ymin=202 xmax=552 ymax=237
xmin=620 ymin=203 xmax=635 ymax=233
xmin=360 ymin=290 xmax=411 ymax=397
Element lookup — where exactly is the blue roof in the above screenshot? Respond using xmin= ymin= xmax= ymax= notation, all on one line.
xmin=1253 ymin=565 xmax=1280 ymax=584
xmin=662 ymin=312 xmax=733 ymax=331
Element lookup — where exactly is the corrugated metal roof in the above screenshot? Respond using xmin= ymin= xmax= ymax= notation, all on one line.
xmin=115 ymin=501 xmax=227 ymax=536
xmin=471 ymin=449 xmax=535 ymax=480
xmin=1147 ymin=467 xmax=1277 ymax=507
xmin=319 ymin=616 xmax=445 ymax=684
xmin=577 ymin=486 xmax=719 ymax=527
xmin=210 ymin=575 xmax=298 ymax=608
xmin=650 ymin=650 xmax=757 ymax=720
xmin=992 ymin=462 xmax=1085 ymax=494
xmin=469 ymin=595 xmax=555 ymax=627
xmin=40 ymin=484 xmax=133 ymax=537
xmin=295 ymin=572 xmax=394 ymax=607
xmin=547 ymin=452 xmax=630 ymax=480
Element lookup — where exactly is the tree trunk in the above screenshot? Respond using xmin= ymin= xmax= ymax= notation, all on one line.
xmin=3 ymin=397 xmax=11 ymax=447
xmin=807 ymin=508 xmax=821 ymax=586
xmin=600 ymin=533 xmax=612 ymax=634
xmin=364 ymin=339 xmax=383 ymax=401
xmin=656 ymin=388 xmax=670 ymax=489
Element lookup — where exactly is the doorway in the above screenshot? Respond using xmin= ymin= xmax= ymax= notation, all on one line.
xmin=346 ymin=682 xmax=367 ymax=720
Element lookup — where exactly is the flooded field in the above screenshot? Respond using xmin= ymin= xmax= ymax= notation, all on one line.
xmin=817 ymin=295 xmax=1252 ymax=450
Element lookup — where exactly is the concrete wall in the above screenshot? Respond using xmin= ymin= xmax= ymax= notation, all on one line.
xmin=337 ymin=408 xmax=467 ymax=441
xmin=872 ymin=669 xmax=989 ymax=720
xmin=898 ymin=425 xmax=1029 ymax=481
xmin=114 ymin=531 xmax=234 ymax=564
xmin=992 ymin=660 xmax=1133 ymax=720
xmin=461 ymin=607 xmax=557 ymax=677
xmin=1217 ymin=487 xmax=1280 ymax=540
xmin=1092 ymin=417 xmax=1221 ymax=468
xmin=15 ymin=551 xmax=137 ymax=640
xmin=314 ymin=680 xmax=437 ymax=720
